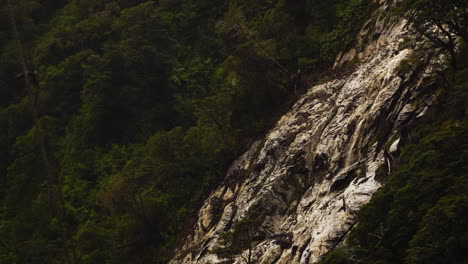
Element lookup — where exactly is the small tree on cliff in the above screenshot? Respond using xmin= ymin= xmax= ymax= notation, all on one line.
xmin=398 ymin=0 xmax=467 ymax=69
xmin=211 ymin=216 xmax=264 ymax=264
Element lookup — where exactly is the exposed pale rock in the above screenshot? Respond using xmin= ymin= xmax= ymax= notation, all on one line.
xmin=200 ymin=204 xmax=213 ymax=230
xmin=223 ymin=188 xmax=235 ymax=201
xmin=170 ymin=1 xmax=444 ymax=264
xmin=258 ymin=244 xmax=282 ymax=264
xmin=389 ymin=137 xmax=400 ymax=153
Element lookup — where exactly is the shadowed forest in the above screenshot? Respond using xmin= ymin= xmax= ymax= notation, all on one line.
xmin=0 ymin=0 xmax=466 ymax=263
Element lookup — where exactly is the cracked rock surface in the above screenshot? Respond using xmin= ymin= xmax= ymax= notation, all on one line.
xmin=170 ymin=1 xmax=443 ymax=263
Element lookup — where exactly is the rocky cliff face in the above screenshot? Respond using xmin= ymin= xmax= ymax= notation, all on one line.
xmin=170 ymin=1 xmax=444 ymax=263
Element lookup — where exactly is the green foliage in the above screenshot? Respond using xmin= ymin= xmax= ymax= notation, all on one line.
xmin=394 ymin=53 xmax=421 ymax=78
xmin=396 ymin=0 xmax=467 ymax=68
xmin=397 ymin=37 xmax=412 ymax=51
xmin=212 ymin=213 xmax=264 ymax=263
xmin=0 ymin=0 xmax=381 ymax=263
xmin=321 ymin=0 xmax=375 ymax=63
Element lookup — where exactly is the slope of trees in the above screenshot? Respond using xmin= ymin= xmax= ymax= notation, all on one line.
xmin=2 ymin=0 xmax=466 ymax=263
xmin=0 ymin=0 xmax=371 ymax=263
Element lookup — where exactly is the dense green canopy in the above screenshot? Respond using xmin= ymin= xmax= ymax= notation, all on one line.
xmin=0 ymin=0 xmax=371 ymax=263
xmin=0 ymin=0 xmax=465 ymax=263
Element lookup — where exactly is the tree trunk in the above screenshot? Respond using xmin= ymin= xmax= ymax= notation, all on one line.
xmin=6 ymin=1 xmax=73 ymax=263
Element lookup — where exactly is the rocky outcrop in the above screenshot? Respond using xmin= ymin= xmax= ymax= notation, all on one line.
xmin=170 ymin=1 xmax=444 ymax=263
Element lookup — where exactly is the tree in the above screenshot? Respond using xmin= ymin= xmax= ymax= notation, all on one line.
xmin=4 ymin=1 xmax=73 ymax=263
xmin=399 ymin=0 xmax=467 ymax=69
xmin=212 ymin=215 xmax=264 ymax=264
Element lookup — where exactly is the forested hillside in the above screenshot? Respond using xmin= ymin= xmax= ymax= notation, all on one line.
xmin=0 ymin=0 xmax=466 ymax=263
xmin=0 ymin=0 xmax=370 ymax=263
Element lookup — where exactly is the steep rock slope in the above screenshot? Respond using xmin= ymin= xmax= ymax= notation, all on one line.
xmin=170 ymin=1 xmax=443 ymax=263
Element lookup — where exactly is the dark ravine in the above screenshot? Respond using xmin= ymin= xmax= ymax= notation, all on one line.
xmin=169 ymin=1 xmax=448 ymax=263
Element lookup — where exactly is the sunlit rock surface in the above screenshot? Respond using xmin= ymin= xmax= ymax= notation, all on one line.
xmin=170 ymin=1 xmax=443 ymax=263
